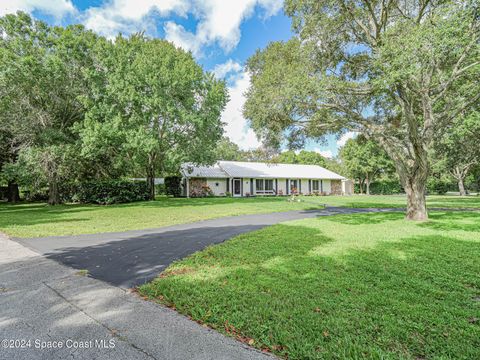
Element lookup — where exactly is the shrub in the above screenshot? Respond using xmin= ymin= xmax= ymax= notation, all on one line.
xmin=427 ymin=176 xmax=450 ymax=195
xmin=24 ymin=189 xmax=49 ymax=202
xmin=155 ymin=183 xmax=166 ymax=195
xmin=72 ymin=180 xmax=150 ymax=205
xmin=190 ymin=185 xmax=213 ymax=197
xmin=165 ymin=176 xmax=182 ymax=197
xmin=369 ymin=180 xmax=404 ymax=195
xmin=0 ymin=186 xmax=8 ymax=200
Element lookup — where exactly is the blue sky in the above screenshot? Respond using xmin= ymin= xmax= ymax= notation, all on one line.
xmin=1 ymin=0 xmax=350 ymax=157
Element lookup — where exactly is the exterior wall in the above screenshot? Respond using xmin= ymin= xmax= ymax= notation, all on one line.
xmin=188 ymin=176 xmax=344 ymax=197
xmin=207 ymin=178 xmax=227 ymax=196
xmin=331 ymin=180 xmax=342 ymax=195
xmin=322 ymin=180 xmax=331 ymax=194
xmin=243 ymin=178 xmax=251 ymax=196
xmin=342 ymin=180 xmax=354 ymax=195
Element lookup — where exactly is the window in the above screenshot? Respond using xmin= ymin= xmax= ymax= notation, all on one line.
xmin=312 ymin=180 xmax=319 ymax=191
xmin=265 ymin=179 xmax=273 ymax=191
xmin=256 ymin=179 xmax=274 ymax=193
xmin=256 ymin=179 xmax=264 ymax=190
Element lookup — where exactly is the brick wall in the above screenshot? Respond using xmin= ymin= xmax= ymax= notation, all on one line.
xmin=331 ymin=180 xmax=342 ymax=195
xmin=189 ymin=178 xmax=207 ymax=196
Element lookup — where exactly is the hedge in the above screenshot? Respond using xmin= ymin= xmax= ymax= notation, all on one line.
xmin=355 ymin=180 xmax=404 ymax=195
xmin=67 ymin=179 xmax=150 ymax=205
xmin=165 ymin=176 xmax=182 ymax=197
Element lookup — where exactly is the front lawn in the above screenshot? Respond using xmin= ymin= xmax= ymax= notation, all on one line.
xmin=139 ymin=211 xmax=480 ymax=359
xmin=0 ymin=196 xmax=316 ymax=238
xmin=1 ymin=194 xmax=478 ymax=238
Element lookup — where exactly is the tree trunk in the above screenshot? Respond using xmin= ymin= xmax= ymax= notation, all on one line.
xmin=146 ymin=164 xmax=155 ymax=200
xmin=48 ymin=178 xmax=61 ymax=205
xmin=452 ymin=166 xmax=467 ymax=196
xmin=458 ymin=177 xmax=466 ymax=196
xmin=404 ymin=176 xmax=428 ymax=221
xmin=7 ymin=181 xmax=20 ymax=203
xmin=358 ymin=178 xmax=363 ymax=194
xmin=365 ymin=174 xmax=370 ymax=195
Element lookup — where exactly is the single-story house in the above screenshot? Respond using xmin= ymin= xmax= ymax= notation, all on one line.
xmin=180 ymin=161 xmax=353 ymax=197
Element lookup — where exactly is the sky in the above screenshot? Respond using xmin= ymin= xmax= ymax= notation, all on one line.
xmin=0 ymin=0 xmax=352 ymax=157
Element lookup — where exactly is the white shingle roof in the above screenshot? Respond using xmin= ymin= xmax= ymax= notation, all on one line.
xmin=182 ymin=161 xmax=345 ymax=180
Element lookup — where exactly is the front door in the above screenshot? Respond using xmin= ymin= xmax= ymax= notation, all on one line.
xmin=233 ymin=179 xmax=242 ymax=196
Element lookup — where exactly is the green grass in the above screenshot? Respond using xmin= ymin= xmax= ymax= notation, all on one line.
xmin=310 ymin=194 xmax=480 ymax=209
xmin=0 ymin=195 xmax=479 ymax=238
xmin=139 ymin=211 xmax=480 ymax=359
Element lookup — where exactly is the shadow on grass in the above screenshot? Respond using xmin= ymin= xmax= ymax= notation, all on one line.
xmin=419 ymin=211 xmax=480 ymax=232
xmin=323 ymin=211 xmax=405 ymax=225
xmin=0 ymin=202 xmax=98 ymax=230
xmin=139 ymin=224 xmax=480 ymax=360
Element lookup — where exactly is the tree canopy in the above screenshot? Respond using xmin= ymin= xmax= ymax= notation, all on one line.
xmin=0 ymin=12 xmax=228 ymax=203
xmin=432 ymin=110 xmax=480 ymax=195
xmin=244 ymin=0 xmax=480 ymax=219
xmin=78 ymin=34 xmax=227 ymax=198
xmin=339 ymin=136 xmax=394 ymax=194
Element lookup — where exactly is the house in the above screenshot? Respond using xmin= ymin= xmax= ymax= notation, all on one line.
xmin=180 ymin=161 xmax=352 ymax=197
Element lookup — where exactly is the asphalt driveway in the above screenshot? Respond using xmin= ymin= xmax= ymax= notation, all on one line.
xmin=13 ymin=207 xmax=401 ymax=288
xmin=0 ymin=233 xmax=273 ymax=360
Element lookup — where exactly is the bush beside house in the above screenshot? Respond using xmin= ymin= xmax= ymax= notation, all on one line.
xmin=165 ymin=176 xmax=182 ymax=197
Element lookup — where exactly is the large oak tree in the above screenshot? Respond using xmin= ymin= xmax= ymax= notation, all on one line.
xmin=244 ymin=0 xmax=480 ymax=220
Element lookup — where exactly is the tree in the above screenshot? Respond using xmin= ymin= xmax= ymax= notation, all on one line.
xmin=339 ymin=136 xmax=394 ymax=195
xmin=276 ymin=150 xmax=328 ymax=167
xmin=0 ymin=129 xmax=20 ymax=202
xmin=0 ymin=12 xmax=99 ymax=204
xmin=244 ymin=1 xmax=480 ymax=220
xmin=79 ymin=34 xmax=228 ymax=199
xmin=215 ymin=137 xmax=242 ymax=161
xmin=432 ymin=110 xmax=480 ymax=195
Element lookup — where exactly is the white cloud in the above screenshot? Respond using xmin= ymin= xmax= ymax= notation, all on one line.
xmin=2 ymin=1 xmax=283 ymax=55
xmin=82 ymin=0 xmax=189 ymax=39
xmin=81 ymin=0 xmax=283 ymax=53
xmin=0 ymin=0 xmax=76 ymax=18
xmin=172 ymin=0 xmax=282 ymax=54
xmin=336 ymin=131 xmax=356 ymax=147
xmin=164 ymin=21 xmax=202 ymax=56
xmin=212 ymin=59 xmax=243 ymax=80
xmin=314 ymin=148 xmax=333 ymax=159
xmin=218 ymin=62 xmax=261 ymax=150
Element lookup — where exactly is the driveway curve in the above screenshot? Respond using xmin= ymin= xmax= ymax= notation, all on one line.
xmin=15 ymin=207 xmax=400 ymax=288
